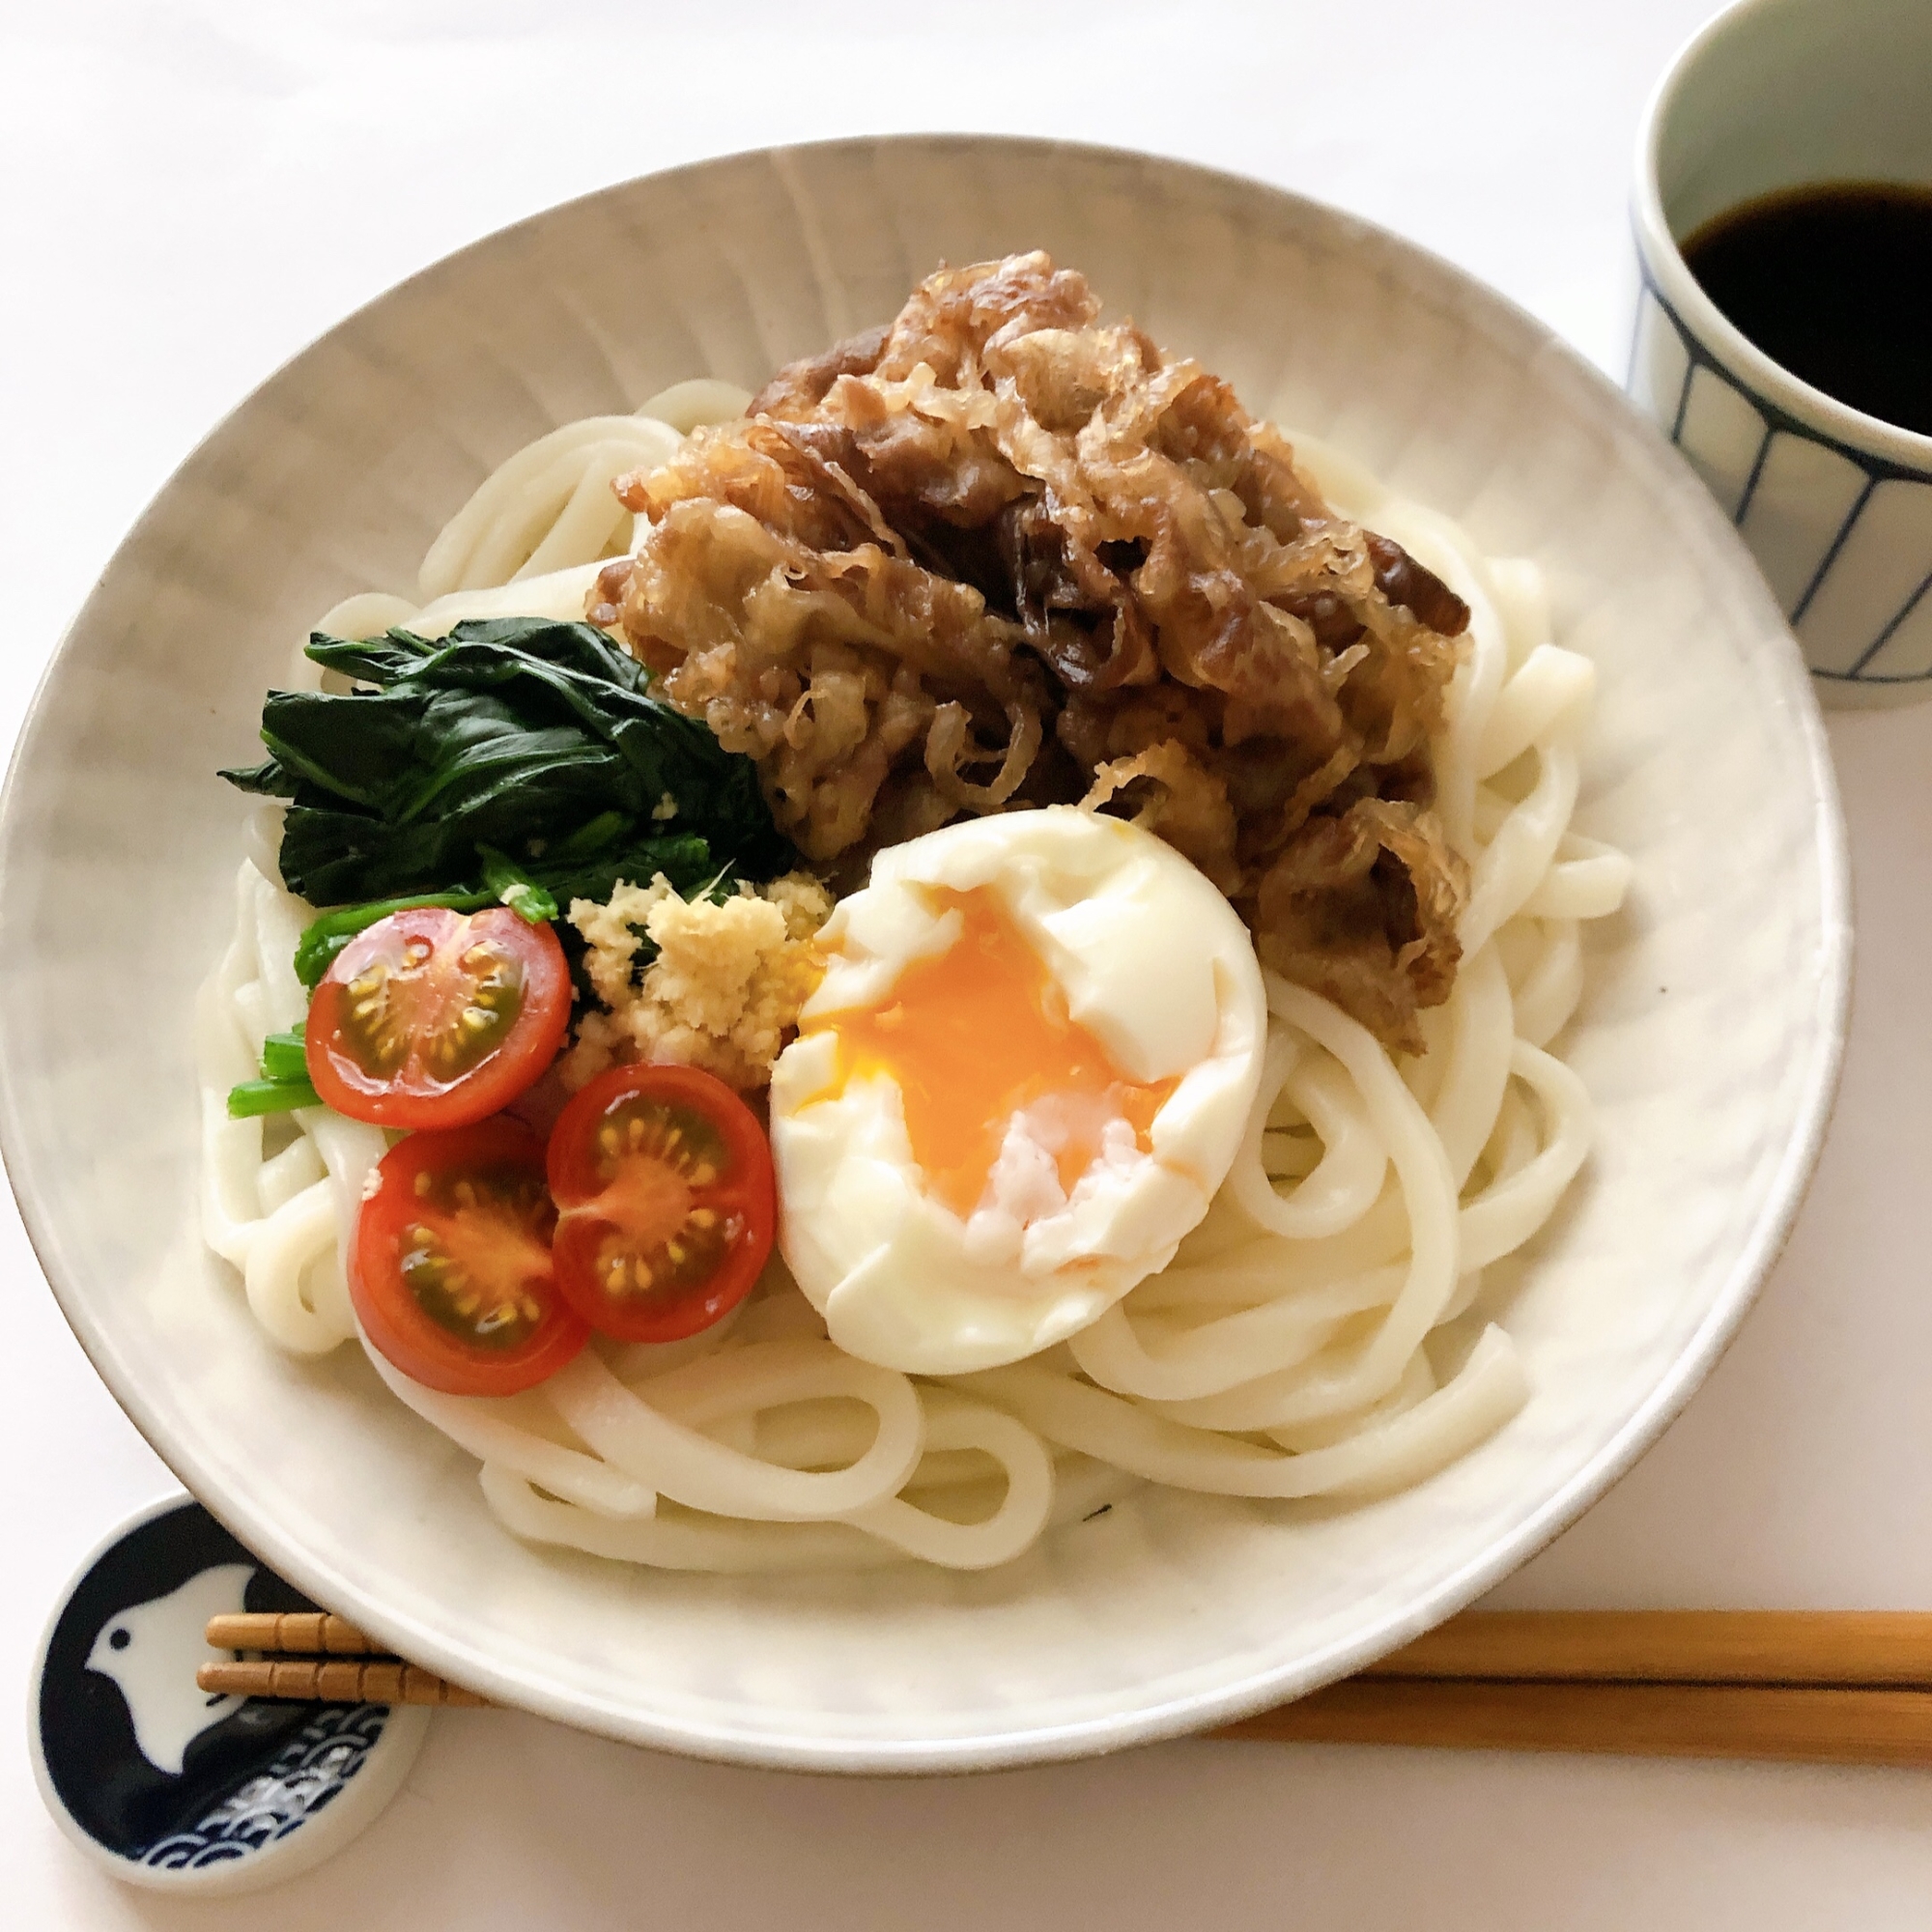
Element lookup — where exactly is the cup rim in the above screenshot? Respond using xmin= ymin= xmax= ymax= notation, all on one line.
xmin=1634 ymin=0 xmax=1932 ymax=477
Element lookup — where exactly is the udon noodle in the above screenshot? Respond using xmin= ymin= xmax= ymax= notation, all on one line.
xmin=197 ymin=382 xmax=1629 ymax=1572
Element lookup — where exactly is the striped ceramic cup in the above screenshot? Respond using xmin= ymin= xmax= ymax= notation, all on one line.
xmin=1630 ymin=0 xmax=1932 ymax=705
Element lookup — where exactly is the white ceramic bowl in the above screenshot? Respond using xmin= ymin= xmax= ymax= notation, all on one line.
xmin=0 ymin=137 xmax=1850 ymax=1773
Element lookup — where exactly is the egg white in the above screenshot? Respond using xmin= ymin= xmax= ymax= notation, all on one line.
xmin=768 ymin=808 xmax=1266 ymax=1375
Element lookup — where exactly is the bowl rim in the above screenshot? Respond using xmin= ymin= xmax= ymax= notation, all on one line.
xmin=0 ymin=131 xmax=1855 ymax=1773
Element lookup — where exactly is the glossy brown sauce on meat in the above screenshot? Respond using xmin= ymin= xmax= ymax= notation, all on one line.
xmin=594 ymin=254 xmax=1473 ymax=1049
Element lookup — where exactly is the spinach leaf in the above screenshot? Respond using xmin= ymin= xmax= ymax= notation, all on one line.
xmin=222 ymin=617 xmax=789 ymax=910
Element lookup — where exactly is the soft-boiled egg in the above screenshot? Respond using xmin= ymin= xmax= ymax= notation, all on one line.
xmin=767 ymin=807 xmax=1266 ymax=1375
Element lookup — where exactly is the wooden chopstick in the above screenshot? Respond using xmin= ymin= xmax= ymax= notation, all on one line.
xmin=206 ymin=1611 xmax=384 ymax=1656
xmin=1225 ymin=1612 xmax=1932 ymax=1764
xmin=210 ymin=1608 xmax=1932 ymax=1684
xmin=200 ymin=1609 xmax=1932 ymax=1755
xmin=1358 ymin=1610 xmax=1932 ymax=1687
xmin=200 ymin=1612 xmax=492 ymax=1707
xmin=1213 ymin=1679 xmax=1932 ymax=1765
xmin=198 ymin=1657 xmax=490 ymax=1707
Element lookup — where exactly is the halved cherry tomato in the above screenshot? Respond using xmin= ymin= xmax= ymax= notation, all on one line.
xmin=307 ymin=906 xmax=569 ymax=1129
xmin=547 ymin=1065 xmax=776 ymax=1344
xmin=353 ymin=1118 xmax=587 ymax=1395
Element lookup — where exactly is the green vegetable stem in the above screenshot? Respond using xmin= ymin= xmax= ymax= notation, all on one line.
xmin=258 ymin=1028 xmax=309 ymax=1083
xmin=288 ymin=862 xmax=561 ymax=992
xmin=291 ymin=889 xmax=497 ymax=990
xmin=477 ymin=846 xmax=560 ymax=926
xmin=226 ymin=1030 xmax=322 ymax=1118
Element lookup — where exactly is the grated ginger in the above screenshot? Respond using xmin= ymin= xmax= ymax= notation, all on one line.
xmin=560 ymin=870 xmax=834 ymax=1094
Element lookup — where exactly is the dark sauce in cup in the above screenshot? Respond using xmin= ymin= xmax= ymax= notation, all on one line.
xmin=1682 ymin=183 xmax=1932 ymax=436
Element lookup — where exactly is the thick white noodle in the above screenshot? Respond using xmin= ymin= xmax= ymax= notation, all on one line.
xmin=200 ymin=405 xmax=1629 ymax=1572
xmin=1461 ymin=738 xmax=1579 ymax=958
xmin=1427 ymin=941 xmax=1517 ymax=1190
xmin=312 ymin=590 xmax=417 ymax=645
xmin=838 ymin=1392 xmax=1056 ymax=1570
xmin=1476 ymin=643 xmax=1593 ymax=779
xmin=1228 ymin=1034 xmax=1387 ymax=1240
xmin=407 ymin=563 xmax=610 ymax=639
xmin=543 ymin=1344 xmax=924 ymax=1522
xmin=1267 ymin=1350 xmax=1436 ymax=1453
xmin=479 ymin=1464 xmax=904 ymax=1575
xmin=363 ymin=1346 xmax=658 ymax=1520
xmin=636 ymin=379 xmax=754 ymax=435
xmin=1513 ymin=921 xmax=1585 ymax=1048
xmin=1457 ymin=1043 xmax=1593 ymax=1271
xmin=242 ymin=1180 xmax=345 ymax=1354
xmin=956 ymin=1326 xmax=1528 ymax=1500
xmin=417 ymin=416 xmax=682 ymax=599
xmin=1239 ymin=975 xmax=1462 ymax=1417
xmin=194 ymin=861 xmax=358 ymax=1354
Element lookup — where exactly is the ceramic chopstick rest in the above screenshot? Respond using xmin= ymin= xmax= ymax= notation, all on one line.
xmin=29 ymin=1495 xmax=429 ymax=1896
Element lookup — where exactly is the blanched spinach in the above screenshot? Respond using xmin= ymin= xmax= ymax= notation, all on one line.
xmin=222 ymin=617 xmax=789 ymax=910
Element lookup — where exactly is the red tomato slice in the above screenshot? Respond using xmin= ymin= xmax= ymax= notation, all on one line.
xmin=353 ymin=1118 xmax=587 ymax=1395
xmin=306 ymin=906 xmax=570 ymax=1129
xmin=548 ymin=1065 xmax=776 ymax=1344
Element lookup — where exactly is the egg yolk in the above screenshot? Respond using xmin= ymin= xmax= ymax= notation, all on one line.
xmin=806 ymin=886 xmax=1178 ymax=1219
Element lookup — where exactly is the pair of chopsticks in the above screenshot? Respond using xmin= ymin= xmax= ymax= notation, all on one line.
xmin=1220 ymin=1612 xmax=1932 ymax=1766
xmin=200 ymin=1610 xmax=1932 ymax=1765
xmin=201 ymin=1612 xmax=489 ymax=1707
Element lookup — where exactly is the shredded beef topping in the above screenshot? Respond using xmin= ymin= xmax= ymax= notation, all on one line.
xmin=597 ymin=251 xmax=1472 ymax=1049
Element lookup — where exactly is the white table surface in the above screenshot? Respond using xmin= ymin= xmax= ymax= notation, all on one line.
xmin=7 ymin=2 xmax=1932 ymax=1924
